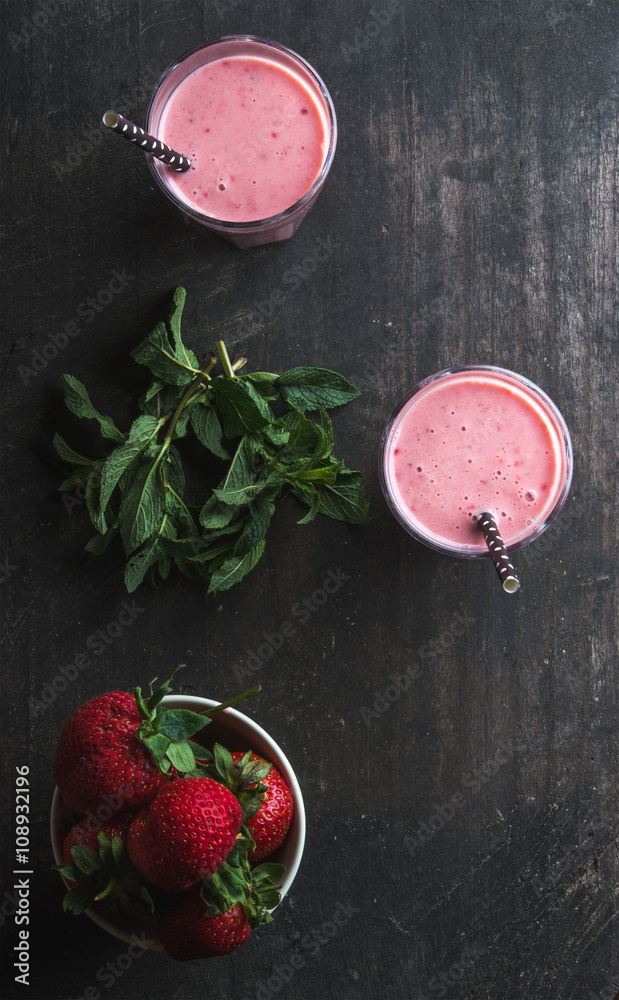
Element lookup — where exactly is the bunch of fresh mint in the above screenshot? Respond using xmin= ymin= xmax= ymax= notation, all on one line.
xmin=55 ymin=288 xmax=368 ymax=594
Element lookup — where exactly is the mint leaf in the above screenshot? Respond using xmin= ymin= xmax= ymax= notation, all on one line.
xmin=85 ymin=524 xmax=118 ymax=554
xmin=119 ymin=460 xmax=166 ymax=553
xmin=222 ymin=436 xmax=258 ymax=491
xmin=140 ymin=381 xmax=185 ymax=418
xmin=61 ymin=375 xmax=125 ymax=444
xmin=305 ymin=470 xmax=369 ymax=523
xmin=208 ymin=539 xmax=266 ymax=594
xmin=53 ymin=433 xmax=95 ymax=466
xmin=190 ymin=403 xmax=230 ymax=460
xmin=165 ymin=490 xmax=199 ymax=535
xmin=99 ymin=415 xmax=161 ymax=513
xmin=199 ymin=492 xmax=237 ymax=529
xmin=288 ymin=464 xmax=339 ymax=484
xmin=211 ymin=378 xmax=273 ymax=435
xmin=130 ymin=321 xmax=197 ymax=386
xmin=86 ymin=468 xmax=107 ymax=534
xmin=296 ymin=490 xmax=321 ymax=524
xmin=166 ymin=445 xmax=185 ymax=494
xmin=242 ymin=372 xmax=278 ymax=398
xmin=213 ymin=479 xmax=269 ymax=506
xmin=314 ymin=407 xmax=334 ymax=459
xmin=275 ymin=368 xmax=360 ymax=412
xmin=124 ymin=537 xmax=162 ymax=592
xmin=166 ymin=286 xmax=200 ymax=370
xmin=234 ymin=498 xmax=276 ymax=557
xmin=59 ymin=466 xmax=95 ymax=491
xmin=279 ymin=410 xmax=317 ymax=457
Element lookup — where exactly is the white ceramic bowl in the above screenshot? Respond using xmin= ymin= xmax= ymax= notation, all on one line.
xmin=50 ymin=695 xmax=306 ymax=950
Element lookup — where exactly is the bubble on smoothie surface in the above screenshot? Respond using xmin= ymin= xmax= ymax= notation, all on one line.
xmin=525 ymin=490 xmax=537 ymax=501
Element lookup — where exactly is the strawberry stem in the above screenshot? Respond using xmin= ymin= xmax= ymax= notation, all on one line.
xmin=202 ymin=686 xmax=261 ymax=717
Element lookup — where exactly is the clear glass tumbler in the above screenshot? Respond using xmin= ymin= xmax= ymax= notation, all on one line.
xmin=379 ymin=365 xmax=573 ymax=558
xmin=144 ymin=36 xmax=337 ymax=249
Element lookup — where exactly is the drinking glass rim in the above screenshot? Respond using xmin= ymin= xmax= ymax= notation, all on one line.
xmin=143 ymin=34 xmax=338 ymax=231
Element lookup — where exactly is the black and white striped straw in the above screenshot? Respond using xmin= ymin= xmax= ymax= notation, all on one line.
xmin=478 ymin=512 xmax=521 ymax=593
xmin=102 ymin=111 xmax=191 ymax=172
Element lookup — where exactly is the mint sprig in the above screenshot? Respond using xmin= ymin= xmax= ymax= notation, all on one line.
xmin=55 ymin=287 xmax=368 ymax=594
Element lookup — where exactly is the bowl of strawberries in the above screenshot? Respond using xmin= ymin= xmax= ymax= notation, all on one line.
xmin=50 ymin=674 xmax=305 ymax=961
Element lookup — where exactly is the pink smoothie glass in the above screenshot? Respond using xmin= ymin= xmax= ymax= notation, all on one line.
xmin=144 ymin=36 xmax=337 ymax=248
xmin=379 ymin=366 xmax=573 ymax=558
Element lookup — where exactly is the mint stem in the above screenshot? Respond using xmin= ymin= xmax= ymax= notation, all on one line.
xmin=216 ymin=340 xmax=236 ymax=379
xmin=163 ymin=367 xmax=212 ymax=447
xmin=202 ymin=686 xmax=261 ymax=717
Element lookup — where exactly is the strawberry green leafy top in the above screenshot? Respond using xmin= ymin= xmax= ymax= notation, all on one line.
xmin=55 ymin=287 xmax=368 ymax=594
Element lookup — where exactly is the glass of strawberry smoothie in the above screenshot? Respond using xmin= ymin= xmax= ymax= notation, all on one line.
xmin=144 ymin=36 xmax=337 ymax=248
xmin=379 ymin=366 xmax=573 ymax=557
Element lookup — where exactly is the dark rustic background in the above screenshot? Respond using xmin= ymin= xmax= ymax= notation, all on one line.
xmin=1 ymin=1 xmax=618 ymax=999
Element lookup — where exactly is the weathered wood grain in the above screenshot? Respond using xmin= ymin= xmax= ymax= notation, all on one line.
xmin=1 ymin=1 xmax=617 ymax=998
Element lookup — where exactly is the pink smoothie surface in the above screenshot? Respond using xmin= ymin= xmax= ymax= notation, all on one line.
xmin=384 ymin=372 xmax=567 ymax=551
xmin=158 ymin=55 xmax=329 ymax=222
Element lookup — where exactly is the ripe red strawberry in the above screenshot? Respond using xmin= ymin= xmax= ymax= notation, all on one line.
xmin=52 ymin=671 xmax=225 ymax=815
xmin=230 ymin=752 xmax=293 ymax=861
xmin=158 ymin=889 xmax=250 ymax=961
xmin=54 ymin=690 xmax=169 ymax=814
xmin=56 ymin=813 xmax=154 ymax=917
xmin=127 ymin=777 xmax=242 ymax=892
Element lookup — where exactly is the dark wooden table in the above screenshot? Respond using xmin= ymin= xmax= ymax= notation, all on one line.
xmin=2 ymin=2 xmax=618 ymax=998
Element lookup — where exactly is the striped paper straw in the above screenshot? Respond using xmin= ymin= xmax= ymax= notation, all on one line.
xmin=478 ymin=512 xmax=521 ymax=593
xmin=102 ymin=111 xmax=191 ymax=172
